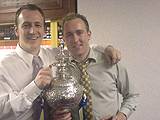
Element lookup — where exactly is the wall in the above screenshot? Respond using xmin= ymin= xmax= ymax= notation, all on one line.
xmin=78 ymin=0 xmax=160 ymax=120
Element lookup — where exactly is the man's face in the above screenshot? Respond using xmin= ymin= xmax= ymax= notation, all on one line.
xmin=63 ymin=18 xmax=91 ymax=59
xmin=15 ymin=9 xmax=45 ymax=54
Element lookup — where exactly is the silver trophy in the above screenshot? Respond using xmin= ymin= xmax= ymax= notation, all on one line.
xmin=43 ymin=39 xmax=83 ymax=110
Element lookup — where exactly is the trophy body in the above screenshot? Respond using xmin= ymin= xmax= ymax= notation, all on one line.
xmin=43 ymin=42 xmax=83 ymax=109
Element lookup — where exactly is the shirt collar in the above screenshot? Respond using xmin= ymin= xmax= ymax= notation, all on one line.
xmin=88 ymin=47 xmax=97 ymax=62
xmin=70 ymin=47 xmax=96 ymax=63
xmin=15 ymin=44 xmax=43 ymax=67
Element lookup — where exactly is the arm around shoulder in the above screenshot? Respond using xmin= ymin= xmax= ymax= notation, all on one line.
xmin=91 ymin=44 xmax=121 ymax=64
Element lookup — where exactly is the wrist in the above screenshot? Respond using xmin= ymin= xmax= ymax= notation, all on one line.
xmin=34 ymin=79 xmax=43 ymax=90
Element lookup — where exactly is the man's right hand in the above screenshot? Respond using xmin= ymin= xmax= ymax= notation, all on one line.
xmin=34 ymin=66 xmax=53 ymax=89
xmin=52 ymin=108 xmax=72 ymax=120
xmin=104 ymin=45 xmax=121 ymax=65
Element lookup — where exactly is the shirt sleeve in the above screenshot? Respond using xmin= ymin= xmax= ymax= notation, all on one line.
xmin=0 ymin=72 xmax=42 ymax=118
xmin=90 ymin=44 xmax=105 ymax=53
xmin=116 ymin=63 xmax=140 ymax=118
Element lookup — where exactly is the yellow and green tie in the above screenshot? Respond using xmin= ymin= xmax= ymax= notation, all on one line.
xmin=78 ymin=60 xmax=93 ymax=120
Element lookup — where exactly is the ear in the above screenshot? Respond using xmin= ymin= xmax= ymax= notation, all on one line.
xmin=87 ymin=30 xmax=92 ymax=40
xmin=14 ymin=26 xmax=19 ymax=37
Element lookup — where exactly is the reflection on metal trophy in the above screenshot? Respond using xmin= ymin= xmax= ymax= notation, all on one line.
xmin=43 ymin=39 xmax=83 ymax=109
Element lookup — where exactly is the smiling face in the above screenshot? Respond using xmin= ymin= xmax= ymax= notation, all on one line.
xmin=63 ymin=18 xmax=91 ymax=61
xmin=15 ymin=9 xmax=45 ymax=55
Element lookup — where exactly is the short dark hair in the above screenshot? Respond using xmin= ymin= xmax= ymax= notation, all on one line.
xmin=15 ymin=4 xmax=45 ymax=26
xmin=62 ymin=13 xmax=90 ymax=32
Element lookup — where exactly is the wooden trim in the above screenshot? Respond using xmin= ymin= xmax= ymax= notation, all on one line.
xmin=0 ymin=0 xmax=77 ymax=23
xmin=0 ymin=40 xmax=51 ymax=46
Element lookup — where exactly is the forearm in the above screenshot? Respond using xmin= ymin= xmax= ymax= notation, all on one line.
xmin=119 ymin=93 xmax=139 ymax=118
xmin=0 ymin=80 xmax=41 ymax=118
xmin=117 ymin=63 xmax=140 ymax=118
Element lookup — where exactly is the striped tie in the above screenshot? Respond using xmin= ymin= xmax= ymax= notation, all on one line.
xmin=78 ymin=60 xmax=93 ymax=120
xmin=32 ymin=56 xmax=45 ymax=120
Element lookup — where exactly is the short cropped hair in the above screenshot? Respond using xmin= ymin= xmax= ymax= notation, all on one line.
xmin=62 ymin=13 xmax=90 ymax=32
xmin=15 ymin=4 xmax=45 ymax=26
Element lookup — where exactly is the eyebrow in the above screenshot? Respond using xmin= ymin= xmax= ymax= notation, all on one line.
xmin=22 ymin=21 xmax=43 ymax=25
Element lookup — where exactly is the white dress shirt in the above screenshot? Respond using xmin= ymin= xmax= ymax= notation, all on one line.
xmin=0 ymin=44 xmax=58 ymax=120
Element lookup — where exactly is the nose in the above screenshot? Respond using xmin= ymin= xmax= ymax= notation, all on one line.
xmin=73 ymin=33 xmax=79 ymax=43
xmin=29 ymin=26 xmax=36 ymax=34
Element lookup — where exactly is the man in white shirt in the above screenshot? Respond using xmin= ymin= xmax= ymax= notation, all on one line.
xmin=0 ymin=4 xmax=121 ymax=120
